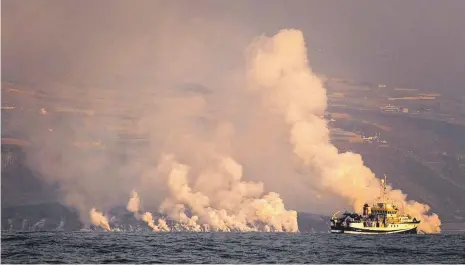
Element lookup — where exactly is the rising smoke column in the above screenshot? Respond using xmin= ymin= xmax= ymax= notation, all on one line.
xmin=89 ymin=208 xmax=111 ymax=231
xmin=126 ymin=191 xmax=170 ymax=232
xmin=134 ymin=88 xmax=299 ymax=232
xmin=127 ymin=190 xmax=141 ymax=218
xmin=156 ymin=154 xmax=298 ymax=232
xmin=246 ymin=29 xmax=441 ymax=233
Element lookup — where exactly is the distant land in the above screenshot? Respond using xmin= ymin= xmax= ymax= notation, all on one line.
xmin=2 ymin=79 xmax=465 ymax=232
xmin=0 ymin=201 xmax=329 ymax=233
xmin=2 ymin=202 xmax=464 ymax=233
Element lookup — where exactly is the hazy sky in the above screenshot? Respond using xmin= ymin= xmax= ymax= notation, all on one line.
xmin=2 ymin=0 xmax=465 ymax=95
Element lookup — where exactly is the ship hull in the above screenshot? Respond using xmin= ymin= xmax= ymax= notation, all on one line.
xmin=330 ymin=226 xmax=417 ymax=234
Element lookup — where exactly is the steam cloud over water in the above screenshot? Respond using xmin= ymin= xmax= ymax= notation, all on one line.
xmin=124 ymin=158 xmax=298 ymax=232
xmin=18 ymin=24 xmax=440 ymax=233
xmin=155 ymin=155 xmax=298 ymax=232
xmin=126 ymin=191 xmax=170 ymax=232
xmin=89 ymin=208 xmax=110 ymax=231
xmin=246 ymin=29 xmax=441 ymax=233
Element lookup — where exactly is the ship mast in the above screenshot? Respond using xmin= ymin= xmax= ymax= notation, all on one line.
xmin=381 ymin=174 xmax=387 ymax=204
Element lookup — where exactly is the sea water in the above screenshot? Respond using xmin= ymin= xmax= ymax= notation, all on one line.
xmin=1 ymin=232 xmax=464 ymax=263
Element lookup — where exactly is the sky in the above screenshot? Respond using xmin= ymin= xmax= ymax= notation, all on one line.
xmin=2 ymin=0 xmax=465 ymax=95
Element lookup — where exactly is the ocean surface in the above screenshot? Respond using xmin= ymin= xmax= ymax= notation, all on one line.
xmin=1 ymin=232 xmax=464 ymax=264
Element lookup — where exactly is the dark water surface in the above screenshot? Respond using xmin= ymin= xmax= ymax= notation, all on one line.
xmin=1 ymin=232 xmax=464 ymax=263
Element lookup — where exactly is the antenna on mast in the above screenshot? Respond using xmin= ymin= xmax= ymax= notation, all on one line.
xmin=381 ymin=174 xmax=387 ymax=203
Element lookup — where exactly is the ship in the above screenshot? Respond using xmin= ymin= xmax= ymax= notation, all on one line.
xmin=330 ymin=175 xmax=420 ymax=234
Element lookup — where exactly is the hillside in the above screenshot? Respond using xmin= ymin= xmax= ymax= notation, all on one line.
xmin=2 ymin=80 xmax=465 ymax=229
xmin=1 ymin=202 xmax=329 ymax=233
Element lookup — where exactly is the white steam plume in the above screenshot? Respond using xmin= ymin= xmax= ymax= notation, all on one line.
xmin=126 ymin=190 xmax=141 ymax=219
xmin=126 ymin=191 xmax=170 ymax=232
xmin=89 ymin=208 xmax=111 ymax=231
xmin=246 ymin=29 xmax=441 ymax=233
xmin=140 ymin=212 xmax=170 ymax=232
xmin=156 ymin=154 xmax=298 ymax=232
